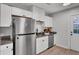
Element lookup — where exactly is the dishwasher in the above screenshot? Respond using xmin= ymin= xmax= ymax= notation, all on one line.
xmin=48 ymin=35 xmax=54 ymax=48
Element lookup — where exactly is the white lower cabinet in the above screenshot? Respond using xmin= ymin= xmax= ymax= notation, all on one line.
xmin=0 ymin=43 xmax=13 ymax=55
xmin=36 ymin=37 xmax=43 ymax=54
xmin=36 ymin=36 xmax=48 ymax=54
xmin=42 ymin=36 xmax=48 ymax=51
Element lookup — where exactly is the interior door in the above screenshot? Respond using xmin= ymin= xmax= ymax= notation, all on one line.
xmin=70 ymin=14 xmax=79 ymax=51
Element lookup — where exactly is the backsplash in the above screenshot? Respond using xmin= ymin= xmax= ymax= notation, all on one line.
xmin=35 ymin=21 xmax=44 ymax=32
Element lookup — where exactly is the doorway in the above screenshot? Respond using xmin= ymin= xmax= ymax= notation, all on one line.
xmin=70 ymin=14 xmax=79 ymax=51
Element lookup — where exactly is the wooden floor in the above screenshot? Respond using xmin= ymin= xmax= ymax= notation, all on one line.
xmin=40 ymin=46 xmax=79 ymax=55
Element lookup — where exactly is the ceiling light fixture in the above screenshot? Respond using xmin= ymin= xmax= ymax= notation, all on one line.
xmin=63 ymin=3 xmax=71 ymax=6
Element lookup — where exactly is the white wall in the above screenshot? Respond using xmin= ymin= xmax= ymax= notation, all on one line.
xmin=52 ymin=7 xmax=79 ymax=49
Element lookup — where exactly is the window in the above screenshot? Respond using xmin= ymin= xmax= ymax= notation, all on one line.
xmin=73 ymin=16 xmax=79 ymax=34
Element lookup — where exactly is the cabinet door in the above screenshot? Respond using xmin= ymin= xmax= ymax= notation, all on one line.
xmin=1 ymin=43 xmax=13 ymax=55
xmin=36 ymin=36 xmax=48 ymax=54
xmin=0 ymin=4 xmax=12 ymax=27
xmin=42 ymin=36 xmax=48 ymax=51
xmin=36 ymin=38 xmax=43 ymax=54
xmin=23 ymin=10 xmax=32 ymax=18
xmin=33 ymin=6 xmax=45 ymax=21
xmin=44 ymin=16 xmax=53 ymax=27
xmin=12 ymin=7 xmax=32 ymax=18
xmin=11 ymin=7 xmax=23 ymax=16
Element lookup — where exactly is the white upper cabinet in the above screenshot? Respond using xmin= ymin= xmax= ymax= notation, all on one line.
xmin=12 ymin=7 xmax=32 ymax=18
xmin=33 ymin=6 xmax=45 ymax=21
xmin=44 ymin=16 xmax=53 ymax=27
xmin=1 ymin=43 xmax=13 ymax=55
xmin=23 ymin=10 xmax=32 ymax=18
xmin=0 ymin=4 xmax=12 ymax=27
xmin=11 ymin=7 xmax=24 ymax=16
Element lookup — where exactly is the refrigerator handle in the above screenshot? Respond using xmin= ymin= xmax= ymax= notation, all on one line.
xmin=17 ymin=37 xmax=19 ymax=39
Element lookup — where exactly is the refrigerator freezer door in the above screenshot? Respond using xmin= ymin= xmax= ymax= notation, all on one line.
xmin=15 ymin=34 xmax=36 ymax=55
xmin=13 ymin=17 xmax=35 ymax=34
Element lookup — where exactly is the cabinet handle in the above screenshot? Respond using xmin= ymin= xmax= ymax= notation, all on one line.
xmin=70 ymin=34 xmax=73 ymax=36
xmin=42 ymin=40 xmax=44 ymax=42
xmin=6 ymin=46 xmax=8 ymax=48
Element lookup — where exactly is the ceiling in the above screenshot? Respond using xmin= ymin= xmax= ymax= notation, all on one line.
xmin=33 ymin=3 xmax=79 ymax=14
xmin=5 ymin=3 xmax=33 ymax=11
xmin=5 ymin=3 xmax=79 ymax=14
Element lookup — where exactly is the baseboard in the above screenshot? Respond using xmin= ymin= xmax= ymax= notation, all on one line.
xmin=55 ymin=44 xmax=70 ymax=50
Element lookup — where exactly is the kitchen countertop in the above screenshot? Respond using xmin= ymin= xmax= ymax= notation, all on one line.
xmin=0 ymin=35 xmax=12 ymax=45
xmin=36 ymin=32 xmax=57 ymax=38
xmin=36 ymin=32 xmax=56 ymax=34
xmin=36 ymin=35 xmax=48 ymax=38
xmin=0 ymin=40 xmax=12 ymax=45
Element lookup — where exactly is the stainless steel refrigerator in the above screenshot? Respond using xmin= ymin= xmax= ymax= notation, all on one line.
xmin=12 ymin=16 xmax=36 ymax=55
